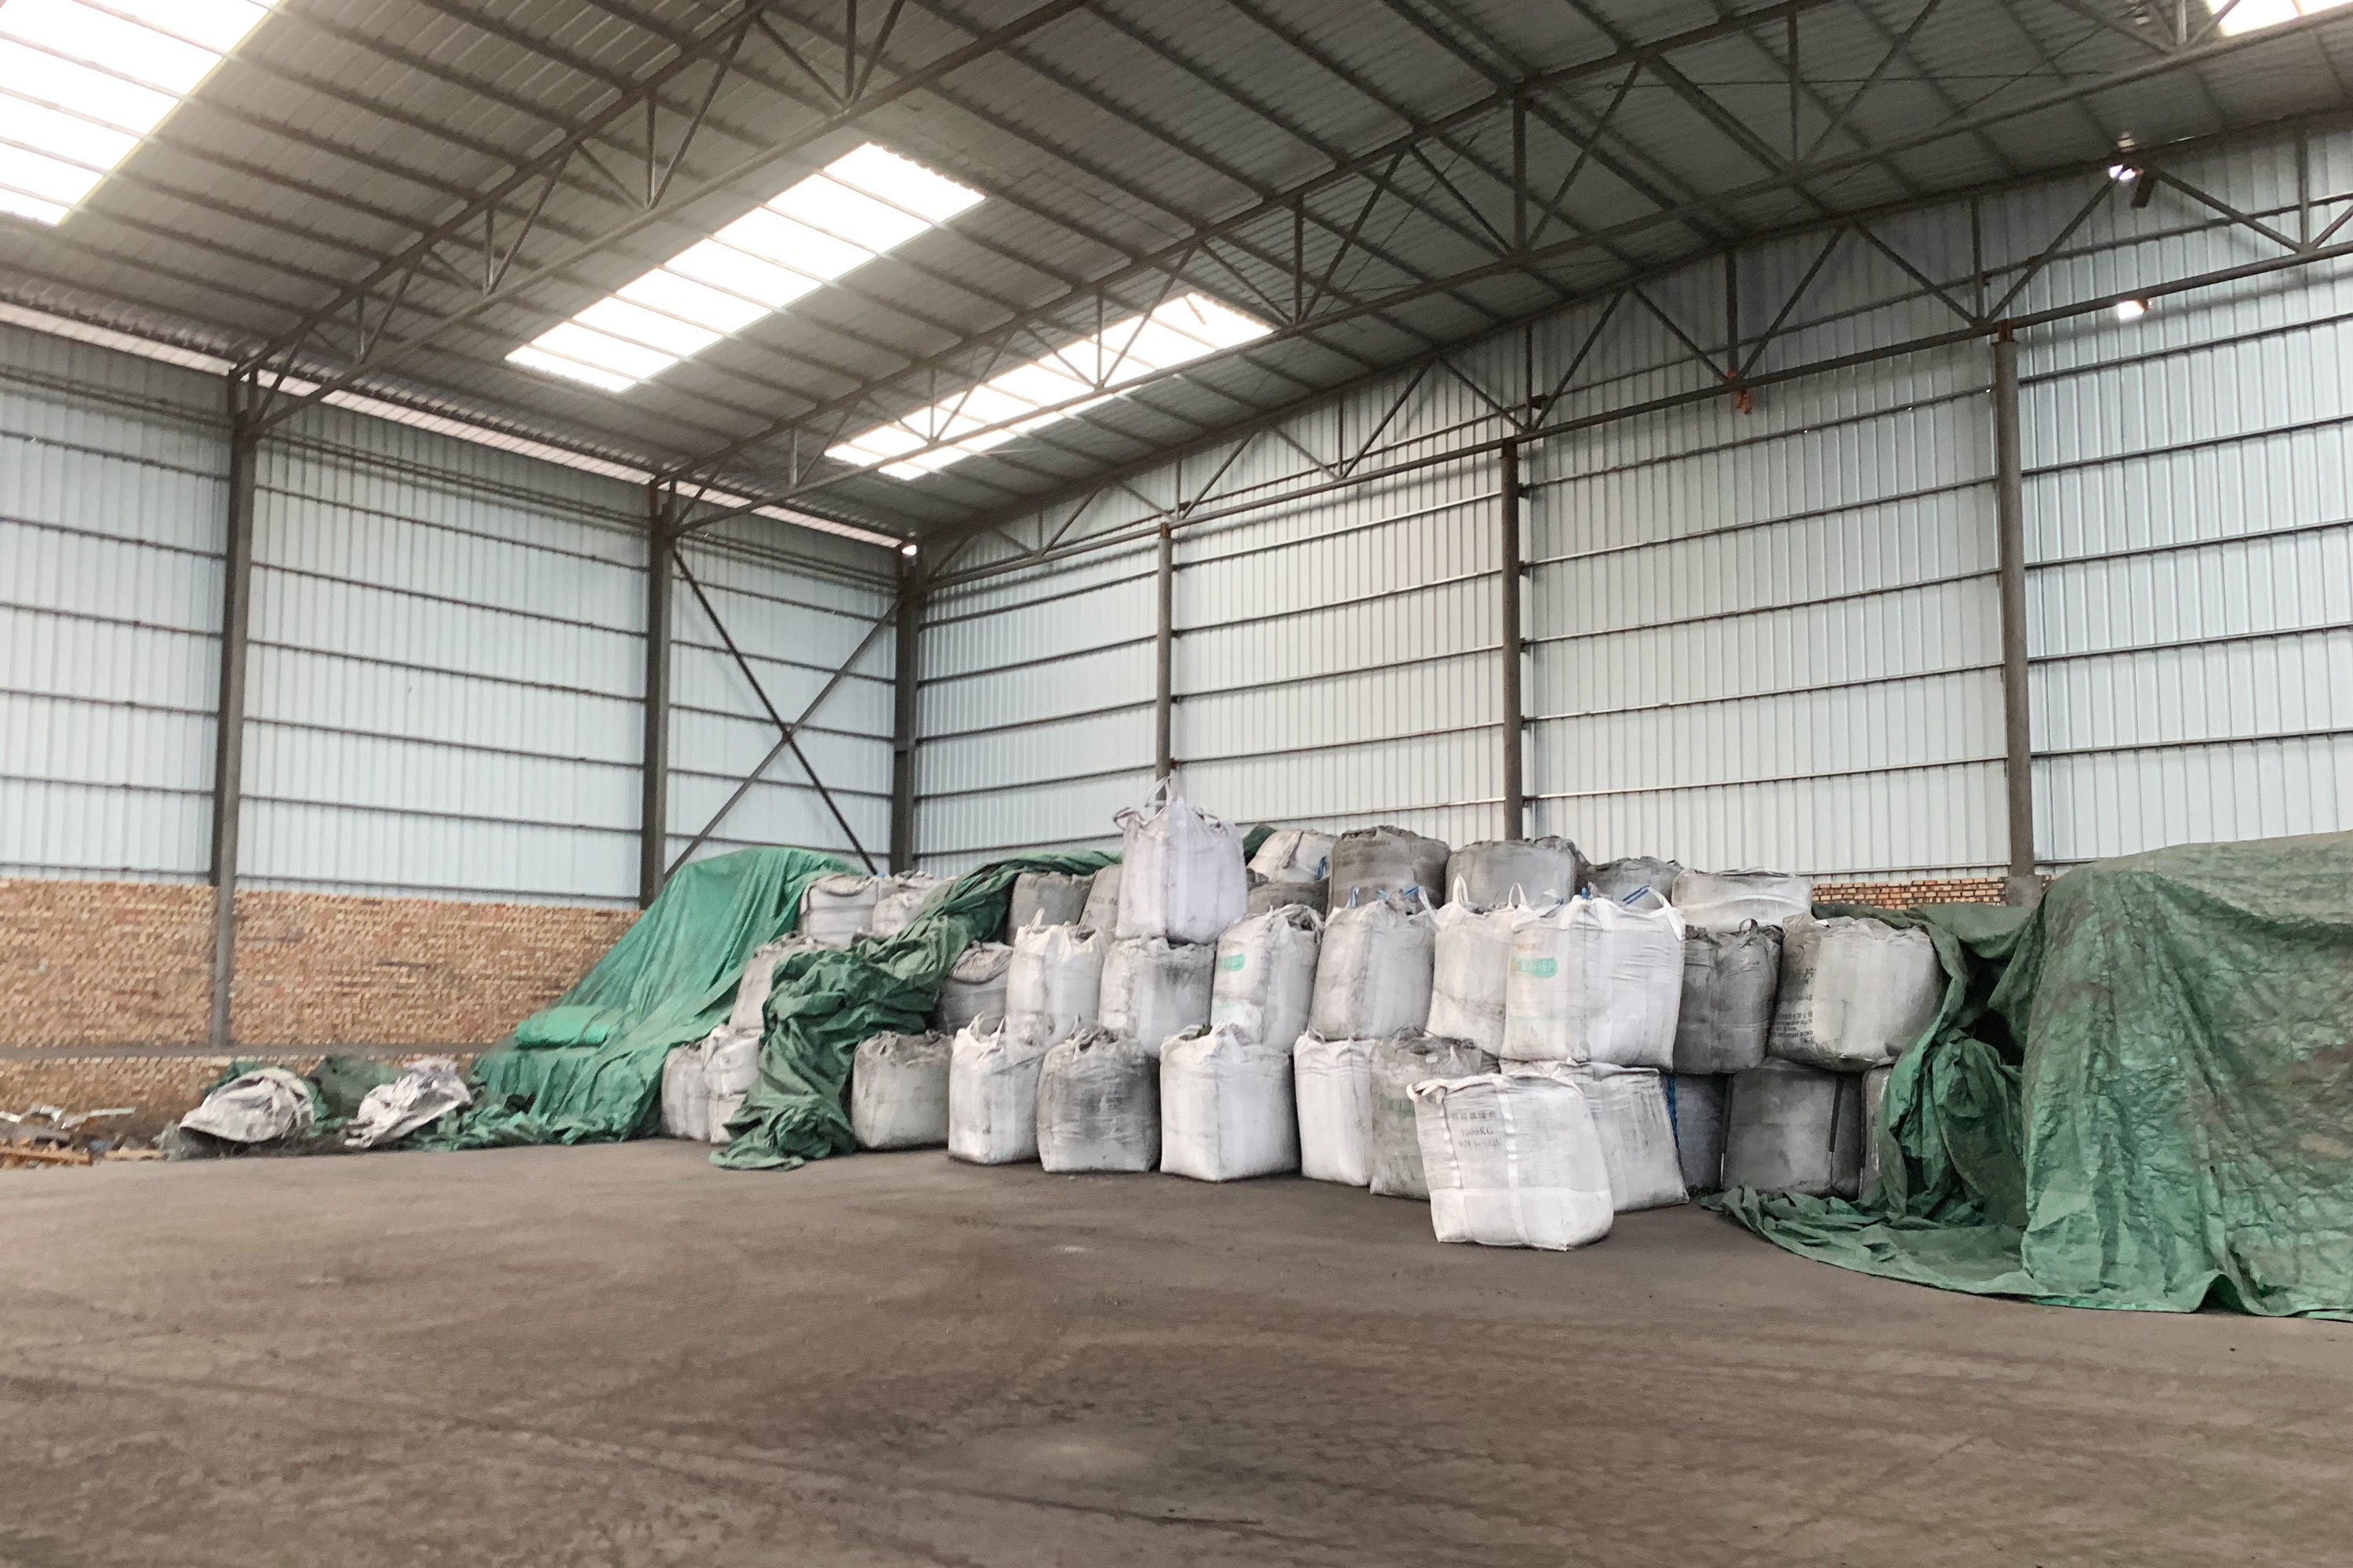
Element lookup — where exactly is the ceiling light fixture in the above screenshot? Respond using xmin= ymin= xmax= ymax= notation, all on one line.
xmin=508 ymin=143 xmax=981 ymax=392
xmin=2115 ymin=298 xmax=2148 ymax=321
xmin=827 ymin=293 xmax=1273 ymax=481
xmin=0 ymin=0 xmax=276 ymax=226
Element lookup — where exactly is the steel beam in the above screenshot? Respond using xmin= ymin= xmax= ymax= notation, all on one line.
xmin=1991 ymin=331 xmax=2038 ymax=906
xmin=890 ymin=552 xmax=922 ymax=872
xmin=1155 ymin=522 xmax=1175 ymax=782
xmin=207 ymin=389 xmax=259 ymax=1050
xmin=1498 ymin=442 xmax=1525 ymax=838
xmin=640 ymin=488 xmax=676 ymax=907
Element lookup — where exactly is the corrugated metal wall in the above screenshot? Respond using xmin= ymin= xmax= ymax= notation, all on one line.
xmin=0 ymin=321 xmax=227 ymax=881
xmin=915 ymin=129 xmax=2353 ymax=882
xmin=2 ymin=324 xmax=896 ymax=905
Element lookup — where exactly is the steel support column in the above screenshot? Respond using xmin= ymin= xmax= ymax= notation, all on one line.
xmin=1155 ymin=522 xmax=1174 ymax=782
xmin=640 ymin=487 xmax=675 ymax=908
xmin=890 ymin=553 xmax=922 ymax=872
xmin=1991 ymin=331 xmax=2038 ymax=905
xmin=1499 ymin=443 xmax=1526 ymax=837
xmin=206 ymin=387 xmax=259 ymax=1050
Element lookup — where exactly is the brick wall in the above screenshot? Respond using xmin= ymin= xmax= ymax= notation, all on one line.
xmin=1812 ymin=876 xmax=2011 ymax=908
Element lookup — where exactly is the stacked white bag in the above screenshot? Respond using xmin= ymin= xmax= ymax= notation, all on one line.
xmin=800 ymin=874 xmax=882 ymax=948
xmin=947 ymin=1015 xmax=1052 ymax=1165
xmin=1209 ymin=905 xmax=1322 ymax=1050
xmin=1292 ymin=1032 xmax=1375 ymax=1186
xmin=1310 ymin=890 xmax=1435 ymax=1040
xmin=1080 ymin=863 xmax=1123 ymax=932
xmin=1427 ymin=886 xmax=1545 ymax=1054
xmin=1504 ymin=893 xmax=1686 ymax=1068
xmin=933 ymin=941 xmax=1013 ymax=1033
xmin=1115 ymin=783 xmax=1246 ymax=944
xmin=1668 ymin=869 xmax=1812 ymax=930
xmin=1508 ymin=1061 xmax=1685 ymax=1210
xmin=1366 ymin=1031 xmax=1497 ymax=1199
xmin=1584 ymin=857 xmax=1684 ymax=904
xmin=1037 ymin=1027 xmax=1161 ymax=1173
xmin=1768 ymin=912 xmax=1944 ymax=1070
xmin=869 ymin=872 xmax=943 ymax=938
xmin=850 ymin=1031 xmax=952 ymax=1150
xmin=1160 ymin=1023 xmax=1298 ymax=1181
xmin=1248 ymin=828 xmax=1334 ymax=884
xmin=1444 ymin=837 xmax=1584 ymax=909
xmin=1328 ymin=824 xmax=1451 ymax=906
xmin=1007 ymin=870 xmax=1092 ymax=934
xmin=1098 ymin=934 xmax=1215 ymax=1057
xmin=1722 ymin=1057 xmax=1863 ymax=1197
xmin=1412 ymin=1071 xmax=1614 ymax=1250
xmin=1006 ymin=917 xmax=1107 ymax=1046
xmin=662 ymin=937 xmax=808 ymax=1142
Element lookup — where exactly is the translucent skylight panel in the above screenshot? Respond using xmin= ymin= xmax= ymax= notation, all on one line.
xmin=0 ymin=1 xmax=271 ymax=224
xmin=531 ymin=322 xmax=677 ymax=383
xmin=827 ymin=293 xmax=1272 ymax=481
xmin=2213 ymin=0 xmax=2351 ymax=33
xmin=508 ymin=143 xmax=981 ymax=392
xmin=507 ymin=345 xmax=636 ymax=395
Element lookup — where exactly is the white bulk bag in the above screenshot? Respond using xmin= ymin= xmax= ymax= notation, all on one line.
xmin=1080 ymin=863 xmax=1123 ymax=933
xmin=1585 ymin=857 xmax=1685 ymax=904
xmin=704 ymin=1025 xmax=761 ymax=1142
xmin=1445 ymin=838 xmax=1585 ymax=910
xmin=1007 ymin=870 xmax=1092 ymax=936
xmin=1668 ymin=1071 xmax=1730 ymax=1194
xmin=1860 ymin=1062 xmax=1894 ymax=1199
xmin=947 ymin=1016 xmax=1052 ymax=1165
xmin=1722 ymin=1059 xmax=1862 ymax=1198
xmin=1115 ymin=782 xmax=1247 ymax=943
xmin=1367 ymin=1031 xmax=1497 ymax=1199
xmin=1504 ymin=893 xmax=1686 ymax=1067
xmin=800 ymin=873 xmax=881 ymax=948
xmin=1037 ymin=1027 xmax=1161 ymax=1173
xmin=1513 ymin=1062 xmax=1685 ymax=1210
xmin=850 ymin=1031 xmax=952 ymax=1150
xmin=344 ymin=1057 xmax=471 ymax=1150
xmin=1668 ymin=869 xmax=1813 ymax=932
xmin=727 ymin=938 xmax=812 ymax=1033
xmin=1673 ymin=922 xmax=1782 ymax=1074
xmin=870 ymin=873 xmax=943 ymax=938
xmin=660 ymin=1043 xmax=713 ymax=1140
xmin=933 ymin=941 xmax=1013 ymax=1034
xmin=1767 ymin=913 xmax=1944 ymax=1070
xmin=1209 ymin=906 xmax=1322 ymax=1051
xmin=1246 ymin=876 xmax=1327 ymax=918
xmin=1248 ymin=827 xmax=1335 ymax=883
xmin=1328 ymin=824 xmax=1452 ymax=907
xmin=1292 ymin=1032 xmax=1374 ymax=1186
xmin=1412 ymin=1073 xmax=1613 ymax=1250
xmin=1309 ymin=890 xmax=1436 ymax=1040
xmin=1098 ymin=934 xmax=1216 ymax=1058
xmin=1159 ymin=1024 xmax=1298 ymax=1181
xmin=1426 ymin=890 xmax=1544 ymax=1054
xmin=180 ymin=1067 xmax=317 ymax=1144
xmin=1006 ymin=918 xmax=1107 ymax=1045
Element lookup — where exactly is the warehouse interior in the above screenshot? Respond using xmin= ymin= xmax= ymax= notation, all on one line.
xmin=3 ymin=2 xmax=2351 ymax=1563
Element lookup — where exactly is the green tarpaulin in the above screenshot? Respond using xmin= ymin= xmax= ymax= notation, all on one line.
xmin=1715 ymin=833 xmax=2353 ymax=1318
xmin=715 ymin=852 xmax=1113 ymax=1170
xmin=426 ymin=847 xmax=846 ymax=1148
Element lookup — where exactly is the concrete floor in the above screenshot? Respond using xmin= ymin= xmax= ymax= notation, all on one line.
xmin=1 ymin=1144 xmax=2344 ymax=1567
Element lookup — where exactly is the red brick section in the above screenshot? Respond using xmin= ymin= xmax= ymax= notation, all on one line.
xmin=1812 ymin=876 xmax=2010 ymax=908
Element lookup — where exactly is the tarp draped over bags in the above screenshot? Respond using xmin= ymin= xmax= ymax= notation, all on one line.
xmin=428 ymin=847 xmax=848 ymax=1150
xmin=1718 ymin=834 xmax=2353 ymax=1318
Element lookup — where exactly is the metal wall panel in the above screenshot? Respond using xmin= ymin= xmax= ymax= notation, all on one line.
xmin=0 ymin=322 xmax=226 ymax=880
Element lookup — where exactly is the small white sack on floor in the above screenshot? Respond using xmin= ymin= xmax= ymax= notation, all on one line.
xmin=1159 ymin=1024 xmax=1297 ymax=1181
xmin=660 ymin=1043 xmax=712 ymax=1140
xmin=1667 ymin=869 xmax=1813 ymax=932
xmin=1768 ymin=913 xmax=1944 ymax=1070
xmin=800 ymin=873 xmax=882 ymax=948
xmin=1292 ymin=1032 xmax=1375 ymax=1186
xmin=1722 ymin=1058 xmax=1863 ymax=1198
xmin=933 ymin=941 xmax=1013 ymax=1034
xmin=1328 ymin=824 xmax=1451 ymax=907
xmin=1037 ymin=1027 xmax=1161 ymax=1173
xmin=1584 ymin=857 xmax=1685 ymax=904
xmin=1248 ymin=827 xmax=1335 ymax=883
xmin=1080 ymin=863 xmax=1123 ymax=933
xmin=870 ymin=874 xmax=943 ymax=938
xmin=1413 ymin=1072 xmax=1613 ymax=1250
xmin=1098 ymin=934 xmax=1215 ymax=1058
xmin=1309 ymin=890 xmax=1436 ymax=1040
xmin=180 ymin=1066 xmax=316 ymax=1144
xmin=1427 ymin=888 xmax=1544 ymax=1054
xmin=343 ymin=1057 xmax=471 ymax=1149
xmin=1669 ymin=1071 xmax=1731 ymax=1194
xmin=1209 ymin=905 xmax=1322 ymax=1051
xmin=947 ymin=1015 xmax=1052 ymax=1165
xmin=1366 ymin=1031 xmax=1497 ymax=1199
xmin=1115 ymin=782 xmax=1246 ymax=944
xmin=1673 ymin=922 xmax=1782 ymax=1075
xmin=1510 ymin=1062 xmax=1685 ymax=1210
xmin=1006 ymin=918 xmax=1107 ymax=1045
xmin=851 ymin=1031 xmax=953 ymax=1150
xmin=704 ymin=1024 xmax=762 ymax=1142
xmin=1504 ymin=893 xmax=1685 ymax=1067
xmin=1007 ymin=871 xmax=1092 ymax=936
xmin=1444 ymin=838 xmax=1585 ymax=909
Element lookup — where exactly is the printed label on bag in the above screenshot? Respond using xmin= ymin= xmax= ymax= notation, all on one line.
xmin=1218 ymin=953 xmax=1246 ymax=971
xmin=1513 ymin=956 xmax=1557 ymax=978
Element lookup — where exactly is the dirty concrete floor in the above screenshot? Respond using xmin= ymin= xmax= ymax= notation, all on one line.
xmin=2 ymin=1144 xmax=2344 ymax=1567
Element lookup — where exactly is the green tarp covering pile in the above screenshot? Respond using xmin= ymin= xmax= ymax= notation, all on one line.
xmin=1717 ymin=832 xmax=2353 ymax=1318
xmin=426 ymin=847 xmax=846 ymax=1148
